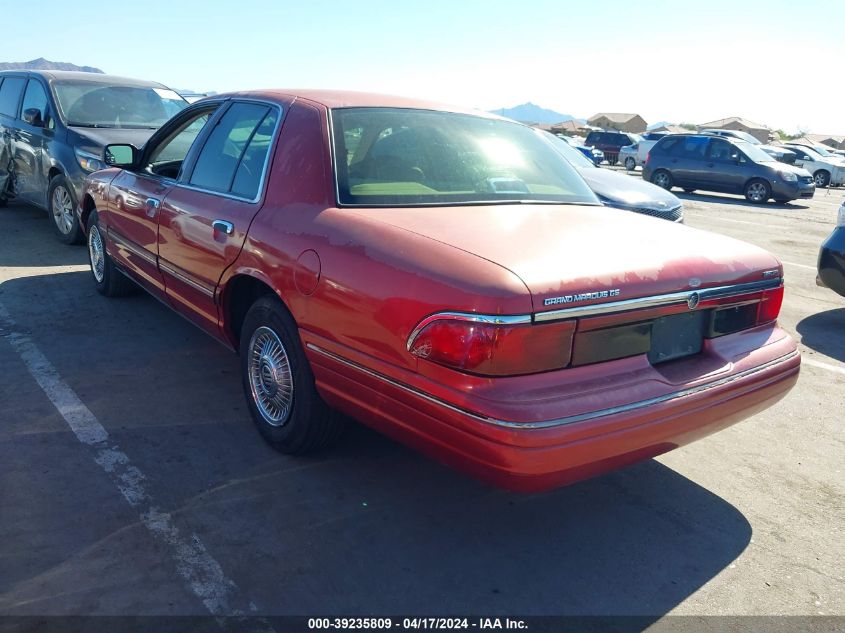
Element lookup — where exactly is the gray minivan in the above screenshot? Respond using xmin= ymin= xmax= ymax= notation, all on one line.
xmin=642 ymin=134 xmax=816 ymax=204
xmin=0 ymin=70 xmax=186 ymax=243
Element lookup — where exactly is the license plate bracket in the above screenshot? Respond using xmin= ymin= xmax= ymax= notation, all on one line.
xmin=648 ymin=311 xmax=706 ymax=364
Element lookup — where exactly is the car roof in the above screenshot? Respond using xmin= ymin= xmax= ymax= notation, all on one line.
xmin=207 ymin=89 xmax=504 ymax=119
xmin=0 ymin=69 xmax=168 ymax=88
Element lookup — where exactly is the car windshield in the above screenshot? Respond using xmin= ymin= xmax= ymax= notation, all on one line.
xmin=810 ymin=145 xmax=833 ymax=157
xmin=737 ymin=140 xmax=775 ymax=162
xmin=539 ymin=130 xmax=596 ymax=169
xmin=332 ymin=108 xmax=599 ymax=206
xmin=53 ymin=81 xmax=188 ymax=128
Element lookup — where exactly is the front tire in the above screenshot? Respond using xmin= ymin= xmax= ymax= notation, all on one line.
xmin=240 ymin=296 xmax=344 ymax=454
xmin=813 ymin=170 xmax=831 ymax=188
xmin=744 ymin=178 xmax=771 ymax=203
xmin=49 ymin=174 xmax=83 ymax=245
xmin=87 ymin=211 xmax=135 ymax=297
xmin=651 ymin=169 xmax=674 ymax=190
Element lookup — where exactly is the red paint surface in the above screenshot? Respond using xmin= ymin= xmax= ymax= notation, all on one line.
xmin=82 ymin=90 xmax=800 ymax=491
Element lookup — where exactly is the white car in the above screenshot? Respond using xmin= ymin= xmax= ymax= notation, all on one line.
xmin=783 ymin=144 xmax=845 ymax=187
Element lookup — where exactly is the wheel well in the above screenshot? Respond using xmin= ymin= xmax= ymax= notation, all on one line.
xmin=48 ymin=166 xmax=62 ymax=182
xmin=224 ymin=275 xmax=278 ymax=345
xmin=79 ymin=194 xmax=97 ymax=234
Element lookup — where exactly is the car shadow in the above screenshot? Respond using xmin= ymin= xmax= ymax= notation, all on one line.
xmin=0 ymin=202 xmax=89 ymax=268
xmin=674 ymin=191 xmax=810 ymax=211
xmin=0 ymin=268 xmax=754 ymax=620
xmin=796 ymin=308 xmax=845 ymax=363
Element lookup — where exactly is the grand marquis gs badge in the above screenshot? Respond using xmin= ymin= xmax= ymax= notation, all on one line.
xmin=544 ymin=288 xmax=621 ymax=307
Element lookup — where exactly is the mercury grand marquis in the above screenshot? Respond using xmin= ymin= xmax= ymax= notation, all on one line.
xmin=78 ymin=90 xmax=800 ymax=491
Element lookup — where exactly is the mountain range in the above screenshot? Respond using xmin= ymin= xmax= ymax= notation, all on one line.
xmin=490 ymin=102 xmax=581 ymax=124
xmin=0 ymin=58 xmax=104 ymax=73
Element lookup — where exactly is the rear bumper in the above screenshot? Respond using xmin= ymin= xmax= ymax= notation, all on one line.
xmin=304 ymin=327 xmax=800 ymax=492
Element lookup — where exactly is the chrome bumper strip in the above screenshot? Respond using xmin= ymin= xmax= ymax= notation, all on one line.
xmin=534 ymin=278 xmax=783 ymax=322
xmin=306 ymin=343 xmax=799 ymax=430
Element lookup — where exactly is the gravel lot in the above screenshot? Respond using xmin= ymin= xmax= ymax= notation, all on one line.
xmin=0 ymin=179 xmax=843 ymax=623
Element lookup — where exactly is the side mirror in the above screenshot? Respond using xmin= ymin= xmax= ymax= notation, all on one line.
xmin=104 ymin=144 xmax=137 ymax=168
xmin=23 ymin=108 xmax=44 ymax=127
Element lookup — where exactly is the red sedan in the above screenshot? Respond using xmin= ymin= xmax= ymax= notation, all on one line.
xmin=78 ymin=91 xmax=799 ymax=492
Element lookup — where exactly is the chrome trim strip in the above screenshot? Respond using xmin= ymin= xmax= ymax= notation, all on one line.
xmin=109 ymin=230 xmax=156 ymax=266
xmin=158 ymin=261 xmax=215 ymax=298
xmin=406 ymin=312 xmax=533 ymax=351
xmin=535 ymin=278 xmax=783 ymax=322
xmin=306 ymin=343 xmax=799 ymax=430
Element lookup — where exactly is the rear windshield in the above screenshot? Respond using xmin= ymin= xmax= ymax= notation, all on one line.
xmin=53 ymin=81 xmax=188 ymax=129
xmin=332 ymin=108 xmax=598 ymax=207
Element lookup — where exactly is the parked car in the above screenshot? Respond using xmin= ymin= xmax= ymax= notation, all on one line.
xmin=557 ymin=134 xmax=604 ymax=165
xmin=80 ymin=91 xmax=799 ymax=492
xmin=643 ymin=134 xmax=815 ymax=203
xmin=634 ymin=131 xmax=682 ymax=166
xmin=0 ymin=70 xmax=187 ymax=243
xmin=700 ymin=129 xmax=796 ymax=164
xmin=542 ymin=131 xmax=683 ymax=222
xmin=585 ymin=130 xmax=640 ymax=165
xmin=780 ymin=143 xmax=845 ymax=188
xmin=817 ymin=202 xmax=845 ymax=297
xmin=619 ymin=143 xmax=640 ymax=170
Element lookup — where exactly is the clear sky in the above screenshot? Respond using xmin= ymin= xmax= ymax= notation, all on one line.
xmin=4 ymin=0 xmax=843 ymax=134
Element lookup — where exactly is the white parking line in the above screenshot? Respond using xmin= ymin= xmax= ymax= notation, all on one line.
xmin=803 ymin=357 xmax=845 ymax=376
xmin=0 ymin=302 xmax=270 ymax=624
xmin=782 ymin=261 xmax=816 ymax=271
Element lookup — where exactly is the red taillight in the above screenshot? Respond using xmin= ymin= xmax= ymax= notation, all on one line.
xmin=409 ymin=318 xmax=575 ymax=376
xmin=757 ymin=285 xmax=784 ymax=324
xmin=645 ymin=151 xmax=651 ymax=166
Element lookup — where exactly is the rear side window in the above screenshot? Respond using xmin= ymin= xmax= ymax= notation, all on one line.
xmin=671 ymin=136 xmax=708 ymax=159
xmin=230 ymin=109 xmax=278 ymax=199
xmin=189 ymin=102 xmax=278 ymax=199
xmin=653 ymin=137 xmax=679 ymax=154
xmin=0 ymin=77 xmax=26 ymax=117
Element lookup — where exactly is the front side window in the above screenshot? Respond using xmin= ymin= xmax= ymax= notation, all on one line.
xmin=707 ymin=139 xmax=739 ymax=163
xmin=735 ymin=141 xmax=775 ymax=163
xmin=21 ymin=80 xmax=52 ymax=128
xmin=188 ymin=102 xmax=278 ymax=199
xmin=332 ymin=108 xmax=598 ymax=206
xmin=145 ymin=108 xmax=216 ymax=178
xmin=0 ymin=77 xmax=26 ymax=117
xmin=53 ymin=81 xmax=188 ymax=128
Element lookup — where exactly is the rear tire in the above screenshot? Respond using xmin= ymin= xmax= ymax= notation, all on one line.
xmin=240 ymin=296 xmax=345 ymax=454
xmin=48 ymin=174 xmax=83 ymax=245
xmin=624 ymin=157 xmax=636 ymax=171
xmin=651 ymin=169 xmax=674 ymax=190
xmin=87 ymin=211 xmax=136 ymax=297
xmin=744 ymin=178 xmax=771 ymax=204
xmin=813 ymin=170 xmax=830 ymax=188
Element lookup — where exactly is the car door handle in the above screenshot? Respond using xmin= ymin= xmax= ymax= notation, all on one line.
xmin=145 ymin=197 xmax=160 ymax=218
xmin=212 ymin=220 xmax=234 ymax=235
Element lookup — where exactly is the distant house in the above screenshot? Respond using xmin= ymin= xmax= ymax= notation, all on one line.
xmin=806 ymin=134 xmax=845 ymax=150
xmin=699 ymin=116 xmax=771 ymax=143
xmin=549 ymin=120 xmax=588 ymax=136
xmin=586 ymin=113 xmax=647 ymax=134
